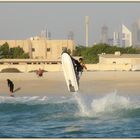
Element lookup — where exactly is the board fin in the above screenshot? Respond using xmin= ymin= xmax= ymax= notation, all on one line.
xmin=10 ymin=95 xmax=15 ymax=97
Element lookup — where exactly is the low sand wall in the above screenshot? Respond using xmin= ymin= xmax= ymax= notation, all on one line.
xmin=0 ymin=63 xmax=133 ymax=72
xmin=87 ymin=64 xmax=132 ymax=71
xmin=0 ymin=64 xmax=62 ymax=72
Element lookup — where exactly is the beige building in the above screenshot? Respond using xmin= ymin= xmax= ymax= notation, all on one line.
xmin=1 ymin=42 xmax=140 ymax=72
xmin=99 ymin=52 xmax=140 ymax=65
xmin=1 ymin=52 xmax=140 ymax=72
xmin=0 ymin=37 xmax=75 ymax=60
xmin=98 ymin=52 xmax=140 ymax=71
xmin=0 ymin=59 xmax=62 ymax=72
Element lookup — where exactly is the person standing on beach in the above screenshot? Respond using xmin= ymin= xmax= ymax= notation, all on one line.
xmin=7 ymin=79 xmax=14 ymax=97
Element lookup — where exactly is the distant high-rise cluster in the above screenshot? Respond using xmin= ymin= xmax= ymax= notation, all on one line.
xmin=40 ymin=25 xmax=51 ymax=39
xmin=39 ymin=18 xmax=140 ymax=48
xmin=100 ymin=19 xmax=140 ymax=48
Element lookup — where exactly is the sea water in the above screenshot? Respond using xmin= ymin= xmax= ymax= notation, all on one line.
xmin=0 ymin=90 xmax=140 ymax=138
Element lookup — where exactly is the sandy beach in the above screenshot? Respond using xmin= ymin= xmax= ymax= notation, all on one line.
xmin=0 ymin=71 xmax=140 ymax=97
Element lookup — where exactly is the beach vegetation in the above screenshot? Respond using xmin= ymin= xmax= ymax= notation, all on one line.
xmin=9 ymin=46 xmax=29 ymax=58
xmin=0 ymin=43 xmax=29 ymax=59
xmin=74 ymin=44 xmax=140 ymax=63
xmin=0 ymin=42 xmax=9 ymax=58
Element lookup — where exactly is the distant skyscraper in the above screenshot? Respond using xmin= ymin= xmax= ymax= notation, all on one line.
xmin=132 ymin=19 xmax=140 ymax=47
xmin=108 ymin=38 xmax=114 ymax=46
xmin=113 ymin=32 xmax=121 ymax=47
xmin=101 ymin=25 xmax=108 ymax=44
xmin=45 ymin=26 xmax=48 ymax=38
xmin=40 ymin=30 xmax=47 ymax=38
xmin=40 ymin=25 xmax=48 ymax=38
xmin=121 ymin=24 xmax=132 ymax=47
xmin=85 ymin=16 xmax=89 ymax=47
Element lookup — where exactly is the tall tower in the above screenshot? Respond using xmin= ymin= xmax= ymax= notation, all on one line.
xmin=45 ymin=25 xmax=48 ymax=38
xmin=85 ymin=16 xmax=89 ymax=47
xmin=132 ymin=19 xmax=140 ymax=47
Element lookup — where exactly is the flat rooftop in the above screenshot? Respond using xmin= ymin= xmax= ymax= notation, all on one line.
xmin=99 ymin=54 xmax=140 ymax=58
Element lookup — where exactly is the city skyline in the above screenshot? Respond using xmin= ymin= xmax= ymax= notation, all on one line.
xmin=0 ymin=2 xmax=140 ymax=46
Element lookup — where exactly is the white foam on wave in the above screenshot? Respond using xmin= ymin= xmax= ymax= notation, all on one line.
xmin=0 ymin=95 xmax=74 ymax=105
xmin=0 ymin=96 xmax=48 ymax=105
xmin=50 ymin=96 xmax=74 ymax=104
xmin=91 ymin=91 xmax=130 ymax=115
xmin=73 ymin=90 xmax=131 ymax=117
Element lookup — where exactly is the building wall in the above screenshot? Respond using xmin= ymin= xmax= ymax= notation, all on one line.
xmin=0 ymin=63 xmax=132 ymax=72
xmin=87 ymin=64 xmax=132 ymax=71
xmin=99 ymin=57 xmax=133 ymax=65
xmin=0 ymin=64 xmax=62 ymax=72
xmin=31 ymin=40 xmax=47 ymax=59
xmin=0 ymin=38 xmax=75 ymax=60
xmin=46 ymin=40 xmax=74 ymax=60
xmin=0 ymin=55 xmax=139 ymax=72
xmin=98 ymin=53 xmax=140 ymax=71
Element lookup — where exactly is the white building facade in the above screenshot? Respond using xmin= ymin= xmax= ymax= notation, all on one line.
xmin=121 ymin=24 xmax=132 ymax=47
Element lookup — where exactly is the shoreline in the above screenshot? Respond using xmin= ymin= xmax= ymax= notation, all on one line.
xmin=0 ymin=71 xmax=140 ymax=97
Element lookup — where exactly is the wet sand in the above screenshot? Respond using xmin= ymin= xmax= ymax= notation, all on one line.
xmin=0 ymin=71 xmax=140 ymax=97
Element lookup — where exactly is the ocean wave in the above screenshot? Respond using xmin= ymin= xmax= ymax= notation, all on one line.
xmin=0 ymin=96 xmax=48 ymax=105
xmin=0 ymin=95 xmax=75 ymax=106
xmin=73 ymin=90 xmax=140 ymax=118
xmin=0 ymin=91 xmax=139 ymax=119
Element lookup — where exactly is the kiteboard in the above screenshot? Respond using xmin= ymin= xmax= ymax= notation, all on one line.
xmin=61 ymin=52 xmax=79 ymax=92
xmin=13 ymin=87 xmax=21 ymax=93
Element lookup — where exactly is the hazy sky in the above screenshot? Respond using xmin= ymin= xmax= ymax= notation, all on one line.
xmin=0 ymin=2 xmax=140 ymax=46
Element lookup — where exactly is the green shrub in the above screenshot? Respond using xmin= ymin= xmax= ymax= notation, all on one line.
xmin=73 ymin=44 xmax=140 ymax=64
xmin=1 ymin=68 xmax=21 ymax=73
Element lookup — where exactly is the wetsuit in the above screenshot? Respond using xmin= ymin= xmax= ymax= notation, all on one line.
xmin=71 ymin=57 xmax=83 ymax=85
xmin=7 ymin=79 xmax=14 ymax=93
